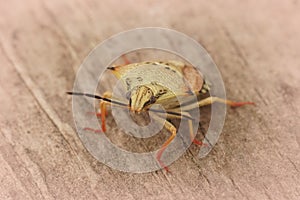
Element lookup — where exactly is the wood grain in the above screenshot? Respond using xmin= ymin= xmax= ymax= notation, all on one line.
xmin=0 ymin=0 xmax=299 ymax=199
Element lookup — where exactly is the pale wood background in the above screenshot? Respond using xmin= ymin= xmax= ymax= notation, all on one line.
xmin=0 ymin=0 xmax=299 ymax=199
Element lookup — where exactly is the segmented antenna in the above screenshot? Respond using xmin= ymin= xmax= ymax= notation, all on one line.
xmin=66 ymin=92 xmax=194 ymax=120
xmin=66 ymin=92 xmax=127 ymax=106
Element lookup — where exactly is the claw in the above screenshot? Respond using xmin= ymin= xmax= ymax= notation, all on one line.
xmin=157 ymin=148 xmax=172 ymax=173
xmin=192 ymin=139 xmax=203 ymax=146
xmin=230 ymin=101 xmax=255 ymax=108
xmin=157 ymin=158 xmax=171 ymax=173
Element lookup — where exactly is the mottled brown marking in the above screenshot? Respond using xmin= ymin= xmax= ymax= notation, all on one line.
xmin=182 ymin=65 xmax=204 ymax=92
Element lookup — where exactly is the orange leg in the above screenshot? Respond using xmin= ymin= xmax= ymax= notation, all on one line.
xmin=84 ymin=101 xmax=109 ymax=133
xmin=179 ymin=97 xmax=255 ymax=111
xmin=192 ymin=139 xmax=203 ymax=146
xmin=186 ymin=117 xmax=203 ymax=146
xmin=155 ymin=118 xmax=177 ymax=173
xmin=86 ymin=111 xmax=102 ymax=117
xmin=179 ymin=111 xmax=206 ymax=147
xmin=83 ymin=127 xmax=102 ymax=133
xmin=84 ymin=111 xmax=105 ymax=133
xmin=100 ymin=101 xmax=107 ymax=132
xmin=121 ymin=54 xmax=131 ymax=65
xmin=163 ymin=109 xmax=209 ymax=148
xmin=85 ymin=91 xmax=126 ymax=134
xmin=99 ymin=92 xmax=112 ymax=133
xmin=198 ymin=97 xmax=254 ymax=108
xmin=227 ymin=101 xmax=255 ymax=107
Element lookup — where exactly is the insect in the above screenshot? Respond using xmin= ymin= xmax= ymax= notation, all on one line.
xmin=67 ymin=60 xmax=254 ymax=171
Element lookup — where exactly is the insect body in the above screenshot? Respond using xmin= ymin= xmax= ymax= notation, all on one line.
xmin=68 ymin=60 xmax=254 ymax=171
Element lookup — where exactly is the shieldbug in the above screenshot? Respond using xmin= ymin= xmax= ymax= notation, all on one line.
xmin=67 ymin=59 xmax=254 ymax=171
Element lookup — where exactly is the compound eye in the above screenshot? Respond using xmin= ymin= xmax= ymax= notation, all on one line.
xmin=149 ymin=96 xmax=156 ymax=104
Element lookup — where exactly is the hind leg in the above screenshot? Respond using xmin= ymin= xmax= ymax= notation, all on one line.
xmin=179 ymin=96 xmax=254 ymax=111
xmin=198 ymin=97 xmax=254 ymax=107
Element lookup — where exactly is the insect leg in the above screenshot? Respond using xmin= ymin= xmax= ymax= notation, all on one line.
xmin=100 ymin=91 xmax=113 ymax=132
xmin=86 ymin=111 xmax=102 ymax=118
xmin=199 ymin=97 xmax=254 ymax=107
xmin=180 ymin=111 xmax=204 ymax=146
xmin=121 ymin=54 xmax=131 ymax=65
xmin=154 ymin=108 xmax=203 ymax=146
xmin=150 ymin=114 xmax=177 ymax=172
xmin=67 ymin=91 xmax=129 ymax=133
xmin=83 ymin=127 xmax=102 ymax=133
xmin=178 ymin=96 xmax=254 ymax=110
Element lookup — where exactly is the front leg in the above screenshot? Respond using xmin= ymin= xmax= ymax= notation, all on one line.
xmin=99 ymin=91 xmax=113 ymax=132
xmin=150 ymin=114 xmax=177 ymax=172
xmin=156 ymin=110 xmax=203 ymax=146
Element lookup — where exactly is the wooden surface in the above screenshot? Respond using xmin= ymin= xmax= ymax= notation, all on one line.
xmin=0 ymin=0 xmax=299 ymax=199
